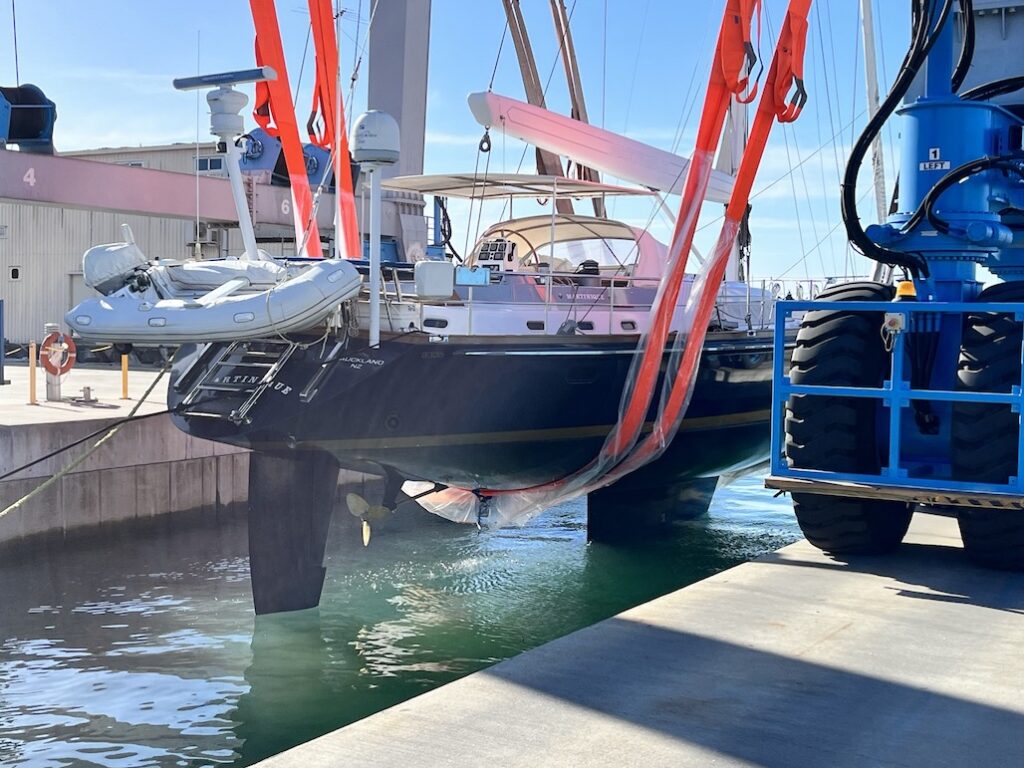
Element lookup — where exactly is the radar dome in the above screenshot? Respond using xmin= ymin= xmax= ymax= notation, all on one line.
xmin=352 ymin=110 xmax=400 ymax=164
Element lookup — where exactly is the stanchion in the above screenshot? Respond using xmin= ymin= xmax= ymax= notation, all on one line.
xmin=28 ymin=341 xmax=37 ymax=405
xmin=121 ymin=354 xmax=129 ymax=400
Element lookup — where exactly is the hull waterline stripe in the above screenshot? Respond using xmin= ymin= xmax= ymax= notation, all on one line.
xmin=312 ymin=409 xmax=771 ymax=451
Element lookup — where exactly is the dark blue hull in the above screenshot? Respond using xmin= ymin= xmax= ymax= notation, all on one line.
xmin=168 ymin=330 xmax=777 ymax=491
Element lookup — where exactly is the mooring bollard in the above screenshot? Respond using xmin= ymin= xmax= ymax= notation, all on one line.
xmin=43 ymin=323 xmax=62 ymax=402
xmin=28 ymin=341 xmax=37 ymax=405
xmin=0 ymin=298 xmax=9 ymax=386
xmin=121 ymin=354 xmax=129 ymax=400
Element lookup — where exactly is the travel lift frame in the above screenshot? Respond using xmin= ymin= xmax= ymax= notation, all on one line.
xmin=766 ymin=0 xmax=1024 ymax=569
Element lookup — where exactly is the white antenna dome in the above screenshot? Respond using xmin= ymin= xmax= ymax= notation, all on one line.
xmin=352 ymin=110 xmax=400 ymax=165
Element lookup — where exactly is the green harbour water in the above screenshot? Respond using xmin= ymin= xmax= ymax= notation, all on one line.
xmin=0 ymin=475 xmax=799 ymax=767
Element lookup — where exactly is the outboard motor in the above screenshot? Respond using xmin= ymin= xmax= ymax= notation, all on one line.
xmin=0 ymin=84 xmax=56 ymax=154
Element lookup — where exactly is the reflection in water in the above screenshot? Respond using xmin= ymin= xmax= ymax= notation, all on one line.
xmin=0 ymin=476 xmax=797 ymax=767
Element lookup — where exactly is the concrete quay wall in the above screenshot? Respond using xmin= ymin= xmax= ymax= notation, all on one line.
xmin=0 ymin=414 xmax=249 ymax=544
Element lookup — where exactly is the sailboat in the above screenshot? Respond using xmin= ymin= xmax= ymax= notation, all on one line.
xmin=62 ymin=0 xmax=814 ymax=614
xmin=161 ymin=1 xmax=795 ymax=517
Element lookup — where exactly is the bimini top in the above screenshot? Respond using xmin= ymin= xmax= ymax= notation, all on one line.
xmin=382 ymin=173 xmax=656 ymax=200
xmin=472 ymin=213 xmax=668 ymax=279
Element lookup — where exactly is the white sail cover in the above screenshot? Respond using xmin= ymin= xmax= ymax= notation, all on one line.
xmin=467 ymin=91 xmax=735 ymax=202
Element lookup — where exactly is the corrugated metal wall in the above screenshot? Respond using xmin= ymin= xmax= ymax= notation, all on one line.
xmin=0 ymin=144 xmax=293 ymax=344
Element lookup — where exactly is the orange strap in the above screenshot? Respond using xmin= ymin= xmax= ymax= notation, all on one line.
xmin=721 ymin=0 xmax=763 ymax=104
xmin=250 ymin=0 xmax=323 ymax=257
xmin=307 ymin=0 xmax=361 ymax=259
xmin=729 ymin=0 xmax=812 ymax=221
xmin=482 ymin=0 xmax=760 ymax=496
xmin=606 ymin=0 xmax=761 ymax=459
xmin=618 ymin=0 xmax=814 ymax=475
xmin=772 ymin=0 xmax=810 ymax=124
xmin=487 ymin=0 xmax=813 ymax=497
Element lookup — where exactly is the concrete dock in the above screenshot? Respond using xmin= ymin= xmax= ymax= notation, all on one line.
xmin=257 ymin=514 xmax=1024 ymax=767
xmin=0 ymin=362 xmax=249 ymax=544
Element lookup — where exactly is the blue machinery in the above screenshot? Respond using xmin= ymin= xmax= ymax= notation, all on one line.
xmin=768 ymin=0 xmax=1024 ymax=556
xmin=770 ymin=298 xmax=1024 ymax=505
xmin=0 ymin=84 xmax=56 ymax=153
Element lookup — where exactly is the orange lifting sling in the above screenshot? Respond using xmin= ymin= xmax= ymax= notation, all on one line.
xmin=250 ymin=0 xmax=324 ymax=257
xmin=307 ymin=0 xmax=361 ymax=259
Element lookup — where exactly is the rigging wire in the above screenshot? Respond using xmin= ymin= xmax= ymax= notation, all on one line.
xmin=345 ymin=0 xmax=380 ymax=115
xmin=848 ymin=0 xmax=866 ymax=277
xmin=874 ymin=0 xmax=900 ymax=188
xmin=807 ymin=13 xmax=838 ymax=274
xmin=292 ymin=22 xmax=314 ymax=106
xmin=294 ymin=0 xmax=377 ymax=259
xmin=488 ymin=21 xmax=509 ymax=92
xmin=620 ymin=0 xmax=652 ymax=139
xmin=601 ymin=0 xmax=607 ymax=130
xmin=491 ymin=0 xmax=580 ymax=227
xmin=10 ymin=0 xmax=19 ymax=86
xmin=352 ymin=0 xmax=362 ymax=76
xmin=695 ymin=107 xmax=870 ymax=235
xmin=813 ymin=4 xmax=848 ymax=273
xmin=850 ymin=0 xmax=862 ymax=151
xmin=776 ymin=186 xmax=875 ymax=279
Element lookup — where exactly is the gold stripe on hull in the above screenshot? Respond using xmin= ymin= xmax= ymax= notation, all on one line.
xmin=319 ymin=409 xmax=771 ymax=451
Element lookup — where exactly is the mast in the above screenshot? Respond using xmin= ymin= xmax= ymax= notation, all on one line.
xmin=861 ymin=0 xmax=891 ymax=282
xmin=501 ymin=0 xmax=574 ymax=214
xmin=548 ymin=0 xmax=606 ymax=218
xmin=715 ymin=97 xmax=748 ymax=282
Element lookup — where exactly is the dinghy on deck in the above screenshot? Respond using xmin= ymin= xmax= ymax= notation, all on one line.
xmin=65 ymin=234 xmax=362 ymax=345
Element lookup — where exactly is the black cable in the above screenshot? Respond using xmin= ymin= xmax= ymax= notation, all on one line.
xmin=952 ymin=0 xmax=975 ymax=93
xmin=841 ymin=0 xmax=955 ymax=278
xmin=0 ymin=408 xmax=176 ymax=482
xmin=436 ymin=196 xmax=462 ymax=262
xmin=962 ymin=76 xmax=1024 ymax=102
xmin=900 ymin=155 xmax=1024 ymax=235
xmin=926 ymin=159 xmax=1024 ymax=234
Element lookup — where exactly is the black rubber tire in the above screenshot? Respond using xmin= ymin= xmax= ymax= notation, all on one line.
xmin=951 ymin=281 xmax=1024 ymax=571
xmin=785 ymin=281 xmax=913 ymax=554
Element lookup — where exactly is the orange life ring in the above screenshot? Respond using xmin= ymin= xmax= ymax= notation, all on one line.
xmin=41 ymin=332 xmax=77 ymax=376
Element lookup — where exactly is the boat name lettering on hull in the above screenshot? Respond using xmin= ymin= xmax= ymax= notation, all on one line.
xmin=339 ymin=356 xmax=386 ymax=370
xmin=215 ymin=375 xmax=292 ymax=395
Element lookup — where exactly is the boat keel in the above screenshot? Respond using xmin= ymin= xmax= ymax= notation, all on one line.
xmin=587 ymin=476 xmax=719 ymax=541
xmin=247 ymin=449 xmax=340 ymax=615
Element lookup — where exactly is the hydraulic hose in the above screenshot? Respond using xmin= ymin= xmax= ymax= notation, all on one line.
xmin=962 ymin=76 xmax=1024 ymax=102
xmin=841 ymin=0 xmax=956 ymax=278
xmin=916 ymin=156 xmax=1024 ymax=234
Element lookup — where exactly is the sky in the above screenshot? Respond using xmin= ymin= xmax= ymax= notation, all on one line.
xmin=0 ymin=0 xmax=916 ymax=279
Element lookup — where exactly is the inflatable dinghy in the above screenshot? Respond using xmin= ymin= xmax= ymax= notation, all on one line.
xmin=65 ymin=239 xmax=362 ymax=345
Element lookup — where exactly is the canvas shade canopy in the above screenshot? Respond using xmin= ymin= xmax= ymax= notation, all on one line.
xmin=381 ymin=173 xmax=656 ymax=200
xmin=472 ymin=214 xmax=667 ymax=276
